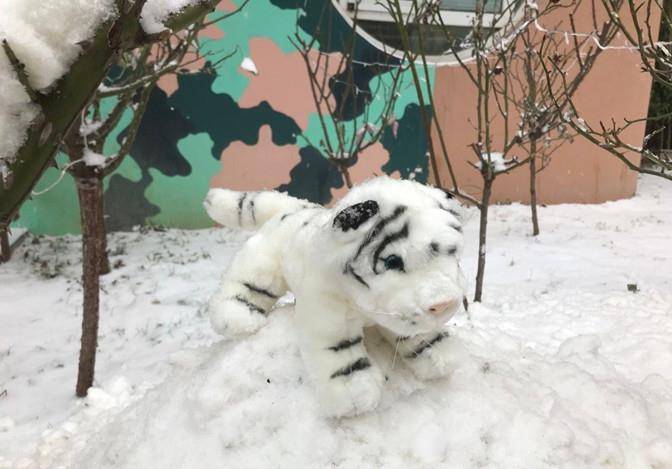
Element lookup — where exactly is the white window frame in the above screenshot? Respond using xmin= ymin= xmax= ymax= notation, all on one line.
xmin=338 ymin=0 xmax=510 ymax=29
xmin=334 ymin=0 xmax=519 ymax=64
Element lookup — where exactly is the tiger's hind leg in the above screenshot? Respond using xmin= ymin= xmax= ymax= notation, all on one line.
xmin=208 ymin=234 xmax=287 ymax=337
xmin=378 ymin=327 xmax=463 ymax=380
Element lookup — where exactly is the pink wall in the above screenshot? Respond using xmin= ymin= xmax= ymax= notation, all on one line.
xmin=431 ymin=3 xmax=658 ymax=204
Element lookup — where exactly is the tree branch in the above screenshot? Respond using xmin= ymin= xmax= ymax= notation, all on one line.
xmin=0 ymin=0 xmax=219 ymax=227
xmin=2 ymin=39 xmax=41 ymax=104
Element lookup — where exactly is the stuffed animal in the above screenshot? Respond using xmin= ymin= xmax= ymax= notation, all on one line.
xmin=204 ymin=177 xmax=467 ymax=417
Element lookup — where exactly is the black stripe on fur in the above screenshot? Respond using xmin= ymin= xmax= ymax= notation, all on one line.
xmin=438 ymin=203 xmax=461 ymax=219
xmin=372 ymin=223 xmax=409 ymax=273
xmin=330 ymin=357 xmax=371 ymax=378
xmin=237 ymin=193 xmax=248 ymax=226
xmin=430 ymin=242 xmax=457 ymax=257
xmin=344 ymin=263 xmax=369 ymax=288
xmin=243 ymin=282 xmax=278 ymax=299
xmin=232 ymin=295 xmax=266 ymax=315
xmin=249 ymin=197 xmax=256 ymax=224
xmin=405 ymin=332 xmax=449 ymax=359
xmin=353 ymin=205 xmax=407 ymax=260
xmin=301 ymin=211 xmax=320 ymax=228
xmin=328 ymin=336 xmax=363 ymax=352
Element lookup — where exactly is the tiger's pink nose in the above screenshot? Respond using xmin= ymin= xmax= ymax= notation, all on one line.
xmin=428 ymin=299 xmax=459 ymax=316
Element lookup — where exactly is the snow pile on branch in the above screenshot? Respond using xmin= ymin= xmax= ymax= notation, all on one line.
xmin=476 ymin=152 xmax=512 ymax=172
xmin=140 ymin=0 xmax=202 ymax=34
xmin=0 ymin=57 xmax=38 ymax=171
xmin=0 ymin=0 xmax=117 ymax=165
xmin=83 ymin=149 xmax=107 ymax=168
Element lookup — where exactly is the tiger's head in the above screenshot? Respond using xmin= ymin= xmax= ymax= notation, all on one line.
xmin=326 ymin=177 xmax=467 ymax=336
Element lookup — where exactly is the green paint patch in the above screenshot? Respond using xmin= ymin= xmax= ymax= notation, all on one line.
xmin=14 ymin=153 xmax=81 ymax=235
xmin=381 ymin=103 xmax=430 ymax=182
xmin=169 ymin=71 xmax=301 ymax=159
xmin=205 ymin=0 xmax=311 ymax=99
xmin=144 ymin=133 xmax=221 ymax=228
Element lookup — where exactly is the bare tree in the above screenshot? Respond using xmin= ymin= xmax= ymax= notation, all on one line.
xmin=387 ymin=0 xmax=620 ymax=301
xmin=53 ymin=16 xmax=237 ymax=397
xmin=289 ymin=8 xmax=407 ymax=189
xmin=543 ymin=0 xmax=672 ymax=180
xmin=502 ymin=22 xmax=578 ymax=235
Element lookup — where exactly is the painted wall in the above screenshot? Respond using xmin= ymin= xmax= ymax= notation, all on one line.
xmin=15 ymin=0 xmax=433 ymax=235
xmin=14 ymin=0 xmax=655 ymax=235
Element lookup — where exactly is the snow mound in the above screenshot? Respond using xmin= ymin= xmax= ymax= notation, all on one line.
xmin=28 ymin=296 xmax=672 ymax=469
xmin=3 ymin=176 xmax=672 ymax=468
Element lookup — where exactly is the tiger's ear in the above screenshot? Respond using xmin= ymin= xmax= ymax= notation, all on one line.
xmin=333 ymin=200 xmax=379 ymax=232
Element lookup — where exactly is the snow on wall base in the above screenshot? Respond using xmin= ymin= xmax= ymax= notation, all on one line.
xmin=26 ymin=302 xmax=672 ymax=469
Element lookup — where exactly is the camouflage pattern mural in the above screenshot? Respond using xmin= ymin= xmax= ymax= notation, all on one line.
xmin=16 ymin=0 xmax=434 ymax=234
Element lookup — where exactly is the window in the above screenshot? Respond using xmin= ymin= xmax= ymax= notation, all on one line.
xmin=337 ymin=0 xmax=508 ymax=56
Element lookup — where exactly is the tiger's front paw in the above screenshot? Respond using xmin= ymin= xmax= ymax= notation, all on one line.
xmin=318 ymin=358 xmax=385 ymax=418
xmin=208 ymin=294 xmax=267 ymax=337
xmin=403 ymin=331 xmax=464 ymax=381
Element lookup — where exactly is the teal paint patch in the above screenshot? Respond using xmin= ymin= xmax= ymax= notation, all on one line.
xmin=13 ymin=154 xmax=80 ymax=235
xmin=277 ymin=146 xmax=344 ymax=205
xmin=169 ymin=70 xmax=302 ymax=159
xmin=106 ymin=172 xmax=160 ymax=232
xmin=144 ymin=133 xmax=221 ymax=228
xmin=120 ymin=87 xmax=195 ymax=176
xmin=205 ymin=0 xmax=312 ymax=99
xmin=104 ymin=87 xmax=196 ymax=231
xmin=381 ymin=103 xmax=431 ymax=182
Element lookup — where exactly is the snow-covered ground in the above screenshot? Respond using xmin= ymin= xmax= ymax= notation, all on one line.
xmin=1 ymin=175 xmax=671 ymax=468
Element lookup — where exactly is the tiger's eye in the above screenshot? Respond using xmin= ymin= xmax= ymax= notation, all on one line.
xmin=383 ymin=254 xmax=404 ymax=271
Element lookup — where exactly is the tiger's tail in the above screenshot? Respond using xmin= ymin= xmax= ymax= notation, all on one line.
xmin=203 ymin=188 xmax=309 ymax=230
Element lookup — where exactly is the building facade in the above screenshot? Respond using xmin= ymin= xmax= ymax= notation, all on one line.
xmin=15 ymin=0 xmax=655 ymax=234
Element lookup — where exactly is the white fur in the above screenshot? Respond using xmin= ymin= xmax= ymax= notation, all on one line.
xmin=205 ymin=177 xmax=467 ymax=417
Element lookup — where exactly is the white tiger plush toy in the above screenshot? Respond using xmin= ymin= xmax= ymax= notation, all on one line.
xmin=204 ymin=176 xmax=467 ymax=417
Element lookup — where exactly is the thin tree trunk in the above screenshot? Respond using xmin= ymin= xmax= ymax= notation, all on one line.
xmin=0 ymin=224 xmax=9 ymax=263
xmin=473 ymin=177 xmax=493 ymax=303
xmin=96 ymin=188 xmax=110 ymax=275
xmin=529 ymin=139 xmax=540 ymax=236
xmin=75 ymin=176 xmax=103 ymax=397
xmin=341 ymin=165 xmax=353 ymax=189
